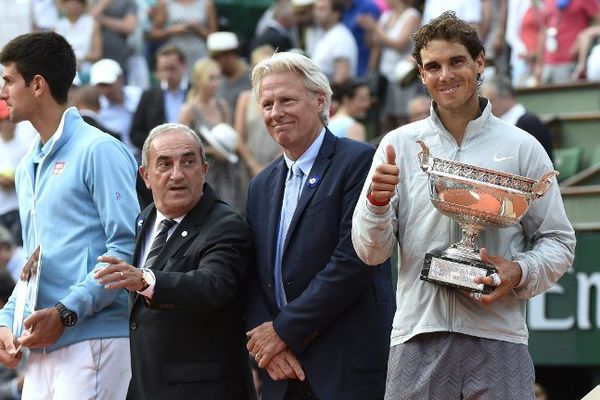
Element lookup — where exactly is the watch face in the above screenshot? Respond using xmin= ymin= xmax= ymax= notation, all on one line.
xmin=56 ymin=303 xmax=78 ymax=327
xmin=63 ymin=312 xmax=77 ymax=327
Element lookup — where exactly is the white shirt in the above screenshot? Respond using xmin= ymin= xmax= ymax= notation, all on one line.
xmin=499 ymin=103 xmax=527 ymax=126
xmin=98 ymin=85 xmax=142 ymax=157
xmin=137 ymin=210 xmax=184 ymax=298
xmin=309 ymin=23 xmax=358 ymax=80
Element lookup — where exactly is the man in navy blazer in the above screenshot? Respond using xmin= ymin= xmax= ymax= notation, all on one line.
xmin=245 ymin=52 xmax=394 ymax=400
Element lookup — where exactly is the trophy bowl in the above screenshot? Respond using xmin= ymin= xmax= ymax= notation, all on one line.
xmin=416 ymin=140 xmax=557 ymax=293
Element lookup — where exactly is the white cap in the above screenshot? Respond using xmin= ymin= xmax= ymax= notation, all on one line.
xmin=89 ymin=59 xmax=123 ymax=85
xmin=198 ymin=123 xmax=239 ymax=163
xmin=207 ymin=32 xmax=239 ymax=55
xmin=292 ymin=0 xmax=315 ymax=7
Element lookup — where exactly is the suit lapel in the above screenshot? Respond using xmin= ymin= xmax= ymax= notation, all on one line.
xmin=131 ymin=184 xmax=216 ymax=307
xmin=283 ymin=130 xmax=335 ymax=252
xmin=152 ymin=184 xmax=216 ymax=272
xmin=266 ymin=159 xmax=287 ymax=287
xmin=131 ymin=206 xmax=156 ymax=306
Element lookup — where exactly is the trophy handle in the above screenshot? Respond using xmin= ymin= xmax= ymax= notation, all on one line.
xmin=531 ymin=170 xmax=559 ymax=198
xmin=416 ymin=140 xmax=431 ymax=171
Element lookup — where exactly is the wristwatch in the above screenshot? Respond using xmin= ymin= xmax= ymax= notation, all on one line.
xmin=55 ymin=302 xmax=78 ymax=327
xmin=139 ymin=268 xmax=155 ymax=292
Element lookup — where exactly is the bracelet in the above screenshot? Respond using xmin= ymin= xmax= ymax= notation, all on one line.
xmin=367 ymin=193 xmax=389 ymax=207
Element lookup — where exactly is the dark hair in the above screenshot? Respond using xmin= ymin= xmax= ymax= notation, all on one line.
xmin=331 ymin=0 xmax=346 ymax=16
xmin=411 ymin=11 xmax=485 ymax=67
xmin=0 ymin=32 xmax=76 ymax=104
xmin=156 ymin=44 xmax=187 ymax=65
xmin=0 ymin=270 xmax=14 ymax=305
xmin=331 ymin=79 xmax=369 ymax=103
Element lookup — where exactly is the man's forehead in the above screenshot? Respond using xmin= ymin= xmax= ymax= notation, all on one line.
xmin=420 ymin=40 xmax=471 ymax=61
xmin=151 ymin=132 xmax=199 ymax=157
xmin=260 ymin=71 xmax=304 ymax=92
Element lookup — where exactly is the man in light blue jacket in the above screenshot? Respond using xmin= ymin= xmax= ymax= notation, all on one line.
xmin=0 ymin=32 xmax=139 ymax=399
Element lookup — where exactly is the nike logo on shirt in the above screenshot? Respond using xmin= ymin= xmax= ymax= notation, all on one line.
xmin=493 ymin=155 xmax=517 ymax=162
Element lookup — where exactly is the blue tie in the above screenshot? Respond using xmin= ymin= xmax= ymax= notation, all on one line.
xmin=274 ymin=163 xmax=304 ymax=309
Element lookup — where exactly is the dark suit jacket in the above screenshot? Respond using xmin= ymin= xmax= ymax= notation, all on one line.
xmin=130 ymin=85 xmax=188 ymax=209
xmin=251 ymin=26 xmax=293 ymax=53
xmin=127 ymin=184 xmax=256 ymax=400
xmin=516 ymin=111 xmax=554 ymax=162
xmin=245 ymin=131 xmax=394 ymax=400
xmin=130 ymin=86 xmax=168 ymax=150
xmin=81 ymin=114 xmax=121 ymax=141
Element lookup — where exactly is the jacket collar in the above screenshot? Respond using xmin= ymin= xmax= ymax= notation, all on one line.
xmin=429 ymin=97 xmax=492 ymax=145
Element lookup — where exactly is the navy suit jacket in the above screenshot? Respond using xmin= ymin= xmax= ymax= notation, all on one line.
xmin=245 ymin=130 xmax=394 ymax=400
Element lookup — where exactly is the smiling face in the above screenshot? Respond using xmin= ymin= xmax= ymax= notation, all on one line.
xmin=418 ymin=39 xmax=484 ymax=117
xmin=258 ymin=70 xmax=325 ymax=160
xmin=140 ymin=130 xmax=208 ymax=218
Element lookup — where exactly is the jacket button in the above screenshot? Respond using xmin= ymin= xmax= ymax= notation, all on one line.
xmin=130 ymin=322 xmax=137 ymax=330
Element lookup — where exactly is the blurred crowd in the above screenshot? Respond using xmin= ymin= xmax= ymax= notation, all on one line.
xmin=0 ymin=1 xmax=594 ymax=398
xmin=0 ymin=0 xmax=598 ymax=267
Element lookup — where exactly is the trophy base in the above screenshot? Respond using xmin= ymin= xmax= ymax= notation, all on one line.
xmin=421 ymin=249 xmax=497 ymax=294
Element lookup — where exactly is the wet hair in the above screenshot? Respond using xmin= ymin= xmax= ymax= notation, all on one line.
xmin=411 ymin=11 xmax=485 ymax=67
xmin=251 ymin=51 xmax=332 ymax=125
xmin=141 ymin=123 xmax=207 ymax=168
xmin=0 ymin=32 xmax=76 ymax=104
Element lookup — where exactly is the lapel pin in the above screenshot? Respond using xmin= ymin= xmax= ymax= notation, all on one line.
xmin=181 ymin=231 xmax=188 ymax=237
xmin=137 ymin=219 xmax=144 ymax=228
xmin=307 ymin=176 xmax=320 ymax=188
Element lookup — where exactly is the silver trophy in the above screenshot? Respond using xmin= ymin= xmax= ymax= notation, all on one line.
xmin=13 ymin=245 xmax=41 ymax=342
xmin=417 ymin=140 xmax=557 ymax=294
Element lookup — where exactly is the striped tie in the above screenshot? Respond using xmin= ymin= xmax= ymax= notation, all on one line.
xmin=144 ymin=219 xmax=176 ymax=269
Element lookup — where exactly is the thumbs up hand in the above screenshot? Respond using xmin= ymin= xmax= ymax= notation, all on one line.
xmin=367 ymin=145 xmax=400 ymax=206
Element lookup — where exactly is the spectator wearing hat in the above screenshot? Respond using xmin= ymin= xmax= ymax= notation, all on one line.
xmin=207 ymin=31 xmax=251 ymax=114
xmin=0 ymin=100 xmax=28 ymax=248
xmin=179 ymin=58 xmax=243 ymax=211
xmin=90 ymin=58 xmax=142 ymax=159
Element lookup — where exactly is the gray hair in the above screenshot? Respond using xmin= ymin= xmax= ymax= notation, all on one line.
xmin=251 ymin=51 xmax=332 ymax=125
xmin=141 ymin=123 xmax=206 ymax=168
